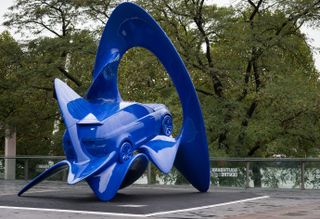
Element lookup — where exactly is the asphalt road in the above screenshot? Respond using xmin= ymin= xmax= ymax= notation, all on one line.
xmin=0 ymin=180 xmax=319 ymax=218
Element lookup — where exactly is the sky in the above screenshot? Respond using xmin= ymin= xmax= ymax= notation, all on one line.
xmin=0 ymin=0 xmax=319 ymax=70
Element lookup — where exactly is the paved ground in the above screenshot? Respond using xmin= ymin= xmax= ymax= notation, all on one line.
xmin=0 ymin=180 xmax=319 ymax=218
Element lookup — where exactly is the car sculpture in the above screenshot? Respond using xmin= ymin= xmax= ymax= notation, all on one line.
xmin=18 ymin=2 xmax=210 ymax=201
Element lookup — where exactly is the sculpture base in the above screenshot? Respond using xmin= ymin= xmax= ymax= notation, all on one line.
xmin=1 ymin=184 xmax=265 ymax=217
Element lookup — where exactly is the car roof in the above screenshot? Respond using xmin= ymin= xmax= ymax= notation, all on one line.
xmin=75 ymin=101 xmax=155 ymax=125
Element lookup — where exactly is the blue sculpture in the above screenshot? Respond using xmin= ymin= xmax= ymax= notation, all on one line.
xmin=18 ymin=2 xmax=210 ymax=201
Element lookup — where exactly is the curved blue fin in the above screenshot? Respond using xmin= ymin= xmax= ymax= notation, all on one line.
xmin=85 ymin=52 xmax=121 ymax=102
xmin=54 ymin=80 xmax=112 ymax=165
xmin=139 ymin=135 xmax=179 ymax=173
xmin=119 ymin=154 xmax=149 ymax=189
xmin=86 ymin=154 xmax=148 ymax=201
xmin=54 ymin=78 xmax=121 ymax=124
xmin=54 ymin=79 xmax=83 ymax=128
xmin=175 ymin=126 xmax=210 ymax=192
xmin=67 ymin=151 xmax=117 ymax=184
xmin=18 ymin=160 xmax=70 ymax=196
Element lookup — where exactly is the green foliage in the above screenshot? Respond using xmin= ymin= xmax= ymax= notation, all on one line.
xmin=118 ymin=48 xmax=182 ymax=135
xmin=140 ymin=0 xmax=320 ymax=158
xmin=0 ymin=0 xmax=320 ymax=163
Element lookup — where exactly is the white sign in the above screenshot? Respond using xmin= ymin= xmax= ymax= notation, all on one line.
xmin=211 ymin=168 xmax=238 ymax=177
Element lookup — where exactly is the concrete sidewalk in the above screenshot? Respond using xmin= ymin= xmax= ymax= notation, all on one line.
xmin=0 ymin=180 xmax=319 ymax=218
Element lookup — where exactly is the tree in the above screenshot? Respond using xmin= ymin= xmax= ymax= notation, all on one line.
xmin=137 ymin=0 xmax=320 ymax=158
xmin=4 ymin=0 xmax=87 ymax=87
xmin=3 ymin=0 xmax=98 ymax=154
xmin=0 ymin=31 xmax=54 ymax=155
xmin=0 ymin=31 xmax=23 ymax=145
xmin=73 ymin=0 xmax=123 ymax=26
xmin=1 ymin=0 xmax=320 ymax=162
xmin=17 ymin=31 xmax=97 ymax=155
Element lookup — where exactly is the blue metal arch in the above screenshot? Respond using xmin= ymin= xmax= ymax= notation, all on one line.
xmin=86 ymin=2 xmax=210 ymax=192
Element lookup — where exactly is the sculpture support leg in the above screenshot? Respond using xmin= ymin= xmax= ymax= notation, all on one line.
xmin=18 ymin=160 xmax=70 ymax=196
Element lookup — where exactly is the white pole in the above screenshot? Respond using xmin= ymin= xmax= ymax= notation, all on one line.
xmin=4 ymin=128 xmax=16 ymax=180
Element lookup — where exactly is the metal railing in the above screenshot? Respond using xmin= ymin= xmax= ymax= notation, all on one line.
xmin=211 ymin=157 xmax=320 ymax=190
xmin=0 ymin=156 xmax=65 ymax=181
xmin=1 ymin=156 xmax=320 ymax=190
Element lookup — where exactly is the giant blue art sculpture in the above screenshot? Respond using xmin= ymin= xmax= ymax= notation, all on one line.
xmin=18 ymin=2 xmax=210 ymax=201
